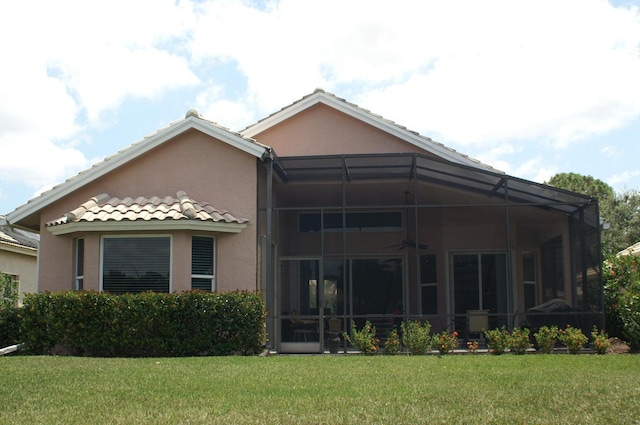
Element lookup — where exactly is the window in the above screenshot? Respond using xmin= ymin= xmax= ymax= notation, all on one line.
xmin=420 ymin=254 xmax=438 ymax=314
xmin=523 ymin=252 xmax=537 ymax=310
xmin=191 ymin=236 xmax=215 ymax=291
xmin=299 ymin=211 xmax=402 ymax=232
xmin=102 ymin=236 xmax=170 ymax=294
xmin=75 ymin=238 xmax=84 ymax=290
xmin=541 ymin=236 xmax=563 ymax=301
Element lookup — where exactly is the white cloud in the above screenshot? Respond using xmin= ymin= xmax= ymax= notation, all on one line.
xmin=2 ymin=0 xmax=640 ymax=210
xmin=601 ymin=146 xmax=622 ymax=156
xmin=609 ymin=170 xmax=640 ymax=187
xmin=0 ymin=133 xmax=93 ymax=190
xmin=0 ymin=0 xmax=199 ymax=192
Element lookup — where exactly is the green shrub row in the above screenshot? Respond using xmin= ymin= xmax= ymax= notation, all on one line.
xmin=18 ymin=290 xmax=266 ymax=357
xmin=0 ymin=307 xmax=20 ymax=347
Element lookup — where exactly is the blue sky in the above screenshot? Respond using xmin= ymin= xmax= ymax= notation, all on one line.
xmin=1 ymin=0 xmax=640 ymax=216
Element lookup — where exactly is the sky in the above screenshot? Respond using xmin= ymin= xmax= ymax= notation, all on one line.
xmin=1 ymin=0 xmax=640 ymax=216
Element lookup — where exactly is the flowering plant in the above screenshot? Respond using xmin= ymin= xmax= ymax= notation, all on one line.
xmin=434 ymin=330 xmax=458 ymax=355
xmin=590 ymin=326 xmax=611 ymax=355
xmin=509 ymin=327 xmax=532 ymax=354
xmin=401 ymin=320 xmax=432 ymax=355
xmin=343 ymin=321 xmax=379 ymax=354
xmin=534 ymin=325 xmax=559 ymax=354
xmin=383 ymin=328 xmax=401 ymax=355
xmin=558 ymin=325 xmax=588 ymax=354
xmin=466 ymin=340 xmax=479 ymax=354
xmin=484 ymin=326 xmax=511 ymax=355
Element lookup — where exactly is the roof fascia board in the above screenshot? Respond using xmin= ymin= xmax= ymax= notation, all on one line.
xmin=8 ymin=117 xmax=266 ymax=225
xmin=0 ymin=242 xmax=38 ymax=257
xmin=242 ymin=92 xmax=491 ymax=170
xmin=46 ymin=220 xmax=247 ymax=236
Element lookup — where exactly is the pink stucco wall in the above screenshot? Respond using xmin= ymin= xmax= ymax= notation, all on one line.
xmin=38 ymin=129 xmax=258 ymax=293
xmin=253 ymin=103 xmax=437 ymax=157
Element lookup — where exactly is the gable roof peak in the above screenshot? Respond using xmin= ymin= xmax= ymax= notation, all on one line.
xmin=241 ymin=90 xmax=500 ymax=173
xmin=7 ymin=112 xmax=268 ymax=229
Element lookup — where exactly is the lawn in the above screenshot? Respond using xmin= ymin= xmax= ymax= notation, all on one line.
xmin=1 ymin=354 xmax=639 ymax=424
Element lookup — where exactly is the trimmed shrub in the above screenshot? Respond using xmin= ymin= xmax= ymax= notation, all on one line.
xmin=401 ymin=320 xmax=432 ymax=355
xmin=0 ymin=307 xmax=20 ymax=347
xmin=484 ymin=326 xmax=511 ymax=355
xmin=19 ymin=290 xmax=266 ymax=357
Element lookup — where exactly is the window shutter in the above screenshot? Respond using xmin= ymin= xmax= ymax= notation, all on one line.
xmin=191 ymin=236 xmax=214 ymax=291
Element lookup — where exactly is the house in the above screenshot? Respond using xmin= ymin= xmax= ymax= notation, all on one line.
xmin=5 ymin=90 xmax=603 ymax=353
xmin=0 ymin=215 xmax=38 ymax=306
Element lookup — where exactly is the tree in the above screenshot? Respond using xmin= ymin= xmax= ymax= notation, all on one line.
xmin=546 ymin=173 xmax=640 ymax=257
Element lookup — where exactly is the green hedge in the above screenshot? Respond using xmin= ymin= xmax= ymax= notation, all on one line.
xmin=19 ymin=291 xmax=266 ymax=357
xmin=0 ymin=307 xmax=20 ymax=348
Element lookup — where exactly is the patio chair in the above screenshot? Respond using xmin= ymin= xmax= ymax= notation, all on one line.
xmin=466 ymin=309 xmax=489 ymax=345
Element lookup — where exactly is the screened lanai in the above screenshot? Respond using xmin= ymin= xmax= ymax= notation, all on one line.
xmin=259 ymin=152 xmax=603 ymax=353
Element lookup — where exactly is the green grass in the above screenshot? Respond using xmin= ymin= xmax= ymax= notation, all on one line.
xmin=1 ymin=354 xmax=639 ymax=424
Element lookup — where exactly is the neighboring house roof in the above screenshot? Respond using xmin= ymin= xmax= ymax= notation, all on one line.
xmin=241 ymin=89 xmax=500 ymax=173
xmin=0 ymin=216 xmax=39 ymax=256
xmin=46 ymin=191 xmax=248 ymax=236
xmin=6 ymin=111 xmax=269 ymax=231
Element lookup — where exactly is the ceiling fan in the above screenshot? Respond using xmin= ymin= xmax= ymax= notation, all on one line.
xmin=384 ymin=191 xmax=429 ymax=251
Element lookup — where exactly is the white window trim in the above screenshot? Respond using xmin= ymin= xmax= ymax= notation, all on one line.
xmin=419 ymin=253 xmax=438 ymax=315
xmin=75 ymin=238 xmax=84 ymax=291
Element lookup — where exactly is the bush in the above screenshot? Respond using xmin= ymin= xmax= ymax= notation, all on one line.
xmin=19 ymin=290 xmax=266 ymax=357
xmin=400 ymin=320 xmax=432 ymax=355
xmin=534 ymin=325 xmax=559 ymax=354
xmin=383 ymin=328 xmax=401 ymax=355
xmin=591 ymin=326 xmax=611 ymax=354
xmin=433 ymin=330 xmax=458 ymax=355
xmin=603 ymin=255 xmax=640 ymax=349
xmin=484 ymin=326 xmax=511 ymax=355
xmin=0 ymin=307 xmax=20 ymax=347
xmin=344 ymin=320 xmax=379 ymax=354
xmin=509 ymin=327 xmax=532 ymax=354
xmin=558 ymin=325 xmax=588 ymax=354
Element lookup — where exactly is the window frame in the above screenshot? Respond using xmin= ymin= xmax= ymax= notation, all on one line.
xmin=419 ymin=253 xmax=438 ymax=315
xmin=191 ymin=235 xmax=216 ymax=292
xmin=74 ymin=238 xmax=84 ymax=291
xmin=522 ymin=251 xmax=538 ymax=310
xmin=100 ymin=234 xmax=173 ymax=294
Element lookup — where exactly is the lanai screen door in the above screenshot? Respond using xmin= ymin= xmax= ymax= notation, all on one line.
xmin=279 ymin=257 xmax=403 ymax=352
xmin=453 ymin=253 xmax=508 ymax=331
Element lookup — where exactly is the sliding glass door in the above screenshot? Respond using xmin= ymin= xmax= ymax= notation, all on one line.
xmin=453 ymin=253 xmax=508 ymax=331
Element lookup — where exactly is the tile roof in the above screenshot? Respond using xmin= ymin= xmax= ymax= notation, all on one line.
xmin=46 ymin=191 xmax=248 ymax=228
xmin=0 ymin=216 xmax=39 ymax=251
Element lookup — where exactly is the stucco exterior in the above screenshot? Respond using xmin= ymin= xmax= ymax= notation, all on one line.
xmin=36 ymin=128 xmax=259 ymax=293
xmin=6 ymin=90 xmax=603 ymax=353
xmin=0 ymin=222 xmax=38 ymax=305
